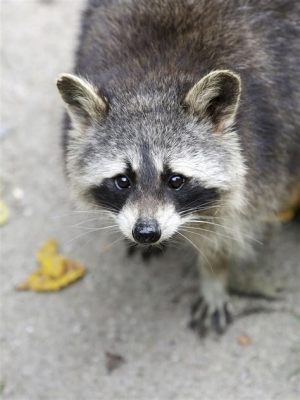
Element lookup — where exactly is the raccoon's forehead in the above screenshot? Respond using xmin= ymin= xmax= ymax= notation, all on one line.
xmin=80 ymin=133 xmax=231 ymax=190
xmin=77 ymin=109 xmax=233 ymax=187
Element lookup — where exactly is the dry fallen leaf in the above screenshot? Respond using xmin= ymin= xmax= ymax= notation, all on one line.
xmin=105 ymin=352 xmax=125 ymax=373
xmin=238 ymin=334 xmax=252 ymax=346
xmin=17 ymin=239 xmax=86 ymax=292
xmin=0 ymin=200 xmax=9 ymax=226
xmin=267 ymin=183 xmax=300 ymax=223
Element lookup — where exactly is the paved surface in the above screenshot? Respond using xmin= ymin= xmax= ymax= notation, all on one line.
xmin=1 ymin=1 xmax=300 ymax=399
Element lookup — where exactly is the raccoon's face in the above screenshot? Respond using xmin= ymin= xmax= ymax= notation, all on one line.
xmin=57 ymin=70 xmax=246 ymax=245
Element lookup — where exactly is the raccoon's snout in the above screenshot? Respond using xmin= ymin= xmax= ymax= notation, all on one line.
xmin=132 ymin=219 xmax=161 ymax=244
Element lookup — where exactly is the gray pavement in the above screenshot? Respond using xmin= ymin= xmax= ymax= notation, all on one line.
xmin=1 ymin=1 xmax=300 ymax=399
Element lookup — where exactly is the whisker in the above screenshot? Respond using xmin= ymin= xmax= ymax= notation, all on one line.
xmin=99 ymin=236 xmax=125 ymax=254
xmin=167 ymin=236 xmax=184 ymax=247
xmin=179 ymin=204 xmax=219 ymax=214
xmin=51 ymin=209 xmax=116 ymax=220
xmin=181 ymin=225 xmax=261 ymax=246
xmin=72 ymin=229 xmax=123 ymax=255
xmin=179 ymin=227 xmax=217 ymax=246
xmin=78 ymin=226 xmax=120 ymax=231
xmin=184 ymin=221 xmax=262 ymax=244
xmin=179 ymin=198 xmax=226 ymax=212
xmin=89 ymin=201 xmax=119 ymax=214
xmin=64 ymin=225 xmax=120 ymax=246
xmin=185 ymin=215 xmax=224 ymax=220
xmin=181 ymin=225 xmax=242 ymax=243
xmin=179 ymin=203 xmax=225 ymax=216
xmin=177 ymin=230 xmax=213 ymax=272
xmin=67 ymin=216 xmax=115 ymax=229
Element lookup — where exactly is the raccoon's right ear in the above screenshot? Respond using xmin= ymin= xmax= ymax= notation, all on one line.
xmin=56 ymin=73 xmax=108 ymax=130
xmin=183 ymin=70 xmax=241 ymax=133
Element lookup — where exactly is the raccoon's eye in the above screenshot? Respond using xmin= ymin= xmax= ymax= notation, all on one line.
xmin=168 ymin=175 xmax=185 ymax=190
xmin=114 ymin=175 xmax=131 ymax=190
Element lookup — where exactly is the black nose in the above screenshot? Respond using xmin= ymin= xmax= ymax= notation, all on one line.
xmin=132 ymin=219 xmax=161 ymax=244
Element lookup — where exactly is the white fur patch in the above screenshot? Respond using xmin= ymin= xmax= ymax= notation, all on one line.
xmin=169 ymin=156 xmax=230 ymax=189
xmin=116 ymin=202 xmax=181 ymax=243
xmin=155 ymin=204 xmax=181 ymax=241
xmin=117 ymin=203 xmax=139 ymax=241
xmin=81 ymin=151 xmax=142 ymax=188
xmin=84 ymin=159 xmax=127 ymax=184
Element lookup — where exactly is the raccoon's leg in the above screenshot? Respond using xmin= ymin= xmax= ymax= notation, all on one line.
xmin=190 ymin=254 xmax=232 ymax=335
xmin=228 ymin=223 xmax=283 ymax=299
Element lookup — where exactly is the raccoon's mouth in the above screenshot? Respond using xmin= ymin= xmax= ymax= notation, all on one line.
xmin=126 ymin=240 xmax=168 ymax=260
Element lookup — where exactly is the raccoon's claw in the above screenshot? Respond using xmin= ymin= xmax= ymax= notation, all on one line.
xmin=189 ymin=296 xmax=233 ymax=336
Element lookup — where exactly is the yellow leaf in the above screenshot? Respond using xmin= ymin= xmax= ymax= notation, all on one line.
xmin=17 ymin=239 xmax=86 ymax=292
xmin=40 ymin=254 xmax=66 ymax=278
xmin=36 ymin=238 xmax=58 ymax=262
xmin=0 ymin=200 xmax=9 ymax=226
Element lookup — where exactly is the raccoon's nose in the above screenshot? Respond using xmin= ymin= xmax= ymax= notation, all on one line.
xmin=132 ymin=219 xmax=161 ymax=244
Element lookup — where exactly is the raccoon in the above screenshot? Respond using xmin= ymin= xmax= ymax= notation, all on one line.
xmin=56 ymin=0 xmax=300 ymax=334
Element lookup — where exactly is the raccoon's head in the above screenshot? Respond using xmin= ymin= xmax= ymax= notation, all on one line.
xmin=57 ymin=70 xmax=246 ymax=246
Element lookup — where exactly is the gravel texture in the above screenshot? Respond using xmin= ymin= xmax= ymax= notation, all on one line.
xmin=1 ymin=1 xmax=300 ymax=399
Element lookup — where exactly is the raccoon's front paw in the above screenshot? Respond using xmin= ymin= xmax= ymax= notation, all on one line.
xmin=189 ymin=295 xmax=233 ymax=336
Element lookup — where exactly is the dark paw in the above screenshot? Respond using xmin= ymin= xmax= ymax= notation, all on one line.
xmin=189 ymin=296 xmax=233 ymax=336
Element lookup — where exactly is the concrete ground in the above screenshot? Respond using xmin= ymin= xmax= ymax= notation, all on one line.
xmin=1 ymin=1 xmax=300 ymax=399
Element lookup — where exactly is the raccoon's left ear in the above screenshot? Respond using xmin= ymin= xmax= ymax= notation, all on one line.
xmin=183 ymin=70 xmax=241 ymax=133
xmin=56 ymin=73 xmax=108 ymax=131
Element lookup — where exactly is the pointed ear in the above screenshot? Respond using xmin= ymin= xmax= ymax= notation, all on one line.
xmin=183 ymin=70 xmax=241 ymax=132
xmin=56 ymin=73 xmax=108 ymax=130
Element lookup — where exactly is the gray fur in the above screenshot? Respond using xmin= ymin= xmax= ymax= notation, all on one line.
xmin=57 ymin=0 xmax=300 ymax=334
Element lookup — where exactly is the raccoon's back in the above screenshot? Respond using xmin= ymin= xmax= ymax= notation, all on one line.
xmin=76 ymin=1 xmax=299 ymax=88
xmin=75 ymin=0 xmax=299 ymax=129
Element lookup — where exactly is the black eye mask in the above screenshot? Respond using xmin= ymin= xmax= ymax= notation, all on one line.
xmin=168 ymin=182 xmax=220 ymax=215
